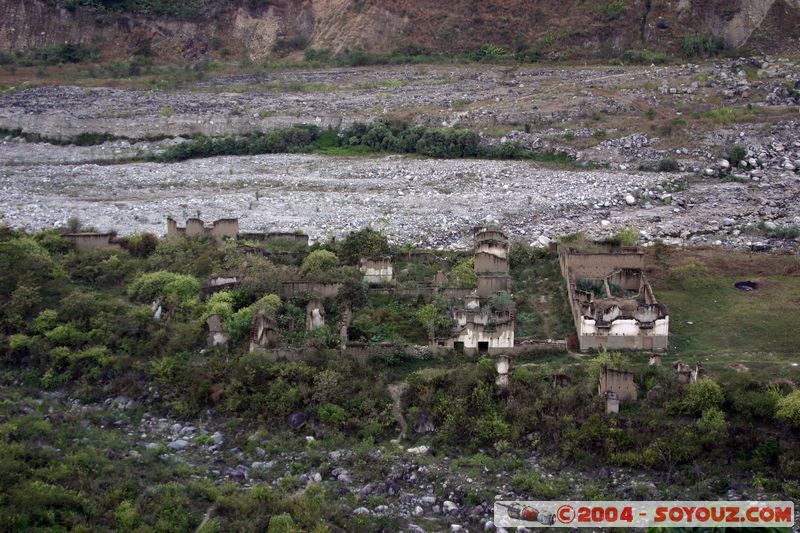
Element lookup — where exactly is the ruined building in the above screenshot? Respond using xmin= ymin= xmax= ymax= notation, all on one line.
xmin=559 ymin=242 xmax=669 ymax=352
xmin=166 ymin=217 xmax=309 ymax=245
xmin=62 ymin=233 xmax=122 ymax=251
xmin=359 ymin=257 xmax=393 ymax=283
xmin=474 ymin=227 xmax=512 ymax=298
xmin=598 ymin=364 xmax=638 ymax=401
xmin=439 ymin=228 xmax=515 ymax=354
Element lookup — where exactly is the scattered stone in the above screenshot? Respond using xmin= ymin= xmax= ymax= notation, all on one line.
xmin=407 ymin=445 xmax=430 ymax=455
xmin=168 ymin=439 xmax=189 ymax=450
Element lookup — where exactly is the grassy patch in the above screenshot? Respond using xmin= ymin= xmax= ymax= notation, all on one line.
xmin=653 ymin=261 xmax=800 ymax=358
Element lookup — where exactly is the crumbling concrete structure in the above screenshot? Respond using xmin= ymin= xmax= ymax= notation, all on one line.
xmin=559 ymin=242 xmax=668 ymax=352
xmin=674 ymin=361 xmax=704 ymax=384
xmin=495 ymin=354 xmax=511 ymax=388
xmin=201 ymin=275 xmax=241 ymax=299
xmin=306 ymin=298 xmax=325 ymax=331
xmin=605 ymin=391 xmax=620 ymax=414
xmin=167 ymin=217 xmax=239 ymax=242
xmin=598 ymin=365 xmax=637 ymax=401
xmin=552 ymin=373 xmax=571 ymax=389
xmin=436 ymin=227 xmax=516 ymax=354
xmin=206 ymin=315 xmax=229 ymax=349
xmin=281 ymin=281 xmax=341 ymax=300
xmin=359 ymin=257 xmax=393 ymax=283
xmin=250 ymin=311 xmax=279 ymax=351
xmin=474 ymin=227 xmax=511 ymax=297
xmin=167 ymin=217 xmax=309 ymax=245
xmin=62 ymin=233 xmax=121 ymax=251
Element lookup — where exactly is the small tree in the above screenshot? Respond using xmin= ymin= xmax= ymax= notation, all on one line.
xmin=300 ymin=250 xmax=339 ymax=274
xmin=339 ymin=227 xmax=390 ymax=264
xmin=449 ymin=258 xmax=478 ymax=288
xmin=696 ymin=407 xmax=728 ymax=446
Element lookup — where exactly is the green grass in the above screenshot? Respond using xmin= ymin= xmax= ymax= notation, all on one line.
xmin=656 ymin=275 xmax=800 ymax=358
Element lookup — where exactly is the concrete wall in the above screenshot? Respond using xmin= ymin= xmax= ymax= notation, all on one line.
xmin=62 ymin=233 xmax=121 ymax=251
xmin=560 ymin=248 xmax=645 ymax=281
xmin=474 ymin=252 xmax=509 ymax=274
xmin=211 ymin=219 xmax=239 ymax=240
xmin=474 ymin=229 xmax=509 ymax=244
xmin=576 ymin=315 xmax=669 ymax=351
xmin=281 ymin=281 xmax=342 ymax=299
xmin=449 ymin=322 xmax=514 ymax=352
xmin=360 ymin=257 xmax=393 ymax=283
xmin=598 ymin=365 xmax=637 ymax=401
xmin=477 ymin=275 xmax=511 ymax=298
xmin=267 ymin=232 xmax=309 ymax=245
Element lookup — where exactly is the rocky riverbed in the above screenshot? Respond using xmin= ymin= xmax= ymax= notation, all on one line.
xmin=1 ymin=56 xmax=798 ymax=249
xmin=1 ymin=138 xmax=798 ymax=249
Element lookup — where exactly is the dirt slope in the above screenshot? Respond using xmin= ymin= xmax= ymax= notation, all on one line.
xmin=1 ymin=0 xmax=798 ymax=61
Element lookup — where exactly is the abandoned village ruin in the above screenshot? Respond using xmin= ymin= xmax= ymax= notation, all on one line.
xmin=63 ymin=215 xmax=678 ymax=412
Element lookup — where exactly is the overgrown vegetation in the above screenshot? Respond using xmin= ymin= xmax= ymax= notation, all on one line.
xmin=63 ymin=0 xmax=211 ymax=18
xmin=2 ymin=226 xmax=800 ymax=529
xmin=150 ymin=119 xmax=574 ymax=164
xmin=680 ymin=33 xmax=726 ymax=58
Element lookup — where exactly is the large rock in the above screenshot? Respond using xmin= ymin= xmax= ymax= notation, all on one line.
xmin=287 ymin=411 xmax=307 ymax=430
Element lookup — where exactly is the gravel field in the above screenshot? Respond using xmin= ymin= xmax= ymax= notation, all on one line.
xmin=0 ymin=148 xmax=668 ymax=247
xmin=2 ymin=142 xmax=798 ymax=249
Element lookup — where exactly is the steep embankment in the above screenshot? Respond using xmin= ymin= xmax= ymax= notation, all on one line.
xmin=1 ymin=0 xmax=799 ymax=61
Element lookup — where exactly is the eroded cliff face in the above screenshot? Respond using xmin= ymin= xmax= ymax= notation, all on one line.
xmin=0 ymin=0 xmax=798 ymax=60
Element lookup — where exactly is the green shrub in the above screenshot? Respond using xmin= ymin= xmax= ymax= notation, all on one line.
xmin=317 ymin=403 xmax=347 ymax=426
xmin=466 ymin=44 xmax=513 ymax=62
xmin=696 ymin=407 xmax=728 ymax=445
xmin=776 ymin=390 xmax=800 ymax=428
xmin=300 ymin=250 xmax=339 ymax=274
xmin=118 ymin=232 xmax=158 ymax=258
xmin=127 ymin=271 xmax=199 ymax=303
xmin=726 ymin=144 xmax=747 ymax=167
xmin=339 ymin=227 xmax=390 ymax=264
xmin=449 ymin=258 xmax=478 ymax=289
xmin=666 ymin=258 xmax=710 ymax=289
xmin=658 ymin=159 xmax=680 ymax=172
xmin=680 ymin=379 xmax=724 ymax=415
xmin=597 ymin=0 xmax=628 ymax=21
xmin=681 ymin=33 xmax=725 ymax=58
xmin=203 ymin=291 xmax=235 ymax=321
xmin=267 ymin=513 xmax=300 ymax=533
xmin=0 ymin=237 xmax=58 ymax=299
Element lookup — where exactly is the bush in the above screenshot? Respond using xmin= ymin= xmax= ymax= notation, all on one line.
xmin=127 ymin=271 xmax=199 ymax=303
xmin=449 ymin=258 xmax=478 ymax=289
xmin=680 ymin=379 xmax=724 ymax=415
xmin=118 ymin=233 xmax=158 ymax=258
xmin=0 ymin=237 xmax=58 ymax=299
xmin=658 ymin=159 xmax=680 ymax=172
xmin=339 ymin=228 xmax=390 ymax=264
xmin=696 ymin=407 xmax=728 ymax=446
xmin=726 ymin=144 xmax=747 ymax=167
xmin=597 ymin=0 xmax=628 ymax=21
xmin=776 ymin=390 xmax=800 ymax=428
xmin=317 ymin=403 xmax=347 ymax=426
xmin=466 ymin=44 xmax=512 ymax=62
xmin=300 ymin=250 xmax=339 ymax=274
xmin=681 ymin=33 xmax=725 ymax=58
